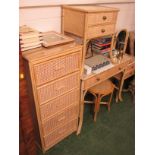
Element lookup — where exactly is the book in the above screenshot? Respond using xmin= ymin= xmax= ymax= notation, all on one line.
xmin=20 ymin=37 xmax=43 ymax=44
xmin=21 ymin=44 xmax=41 ymax=51
xmin=92 ymin=47 xmax=111 ymax=53
xmin=92 ymin=44 xmax=111 ymax=50
xmin=20 ymin=41 xmax=42 ymax=48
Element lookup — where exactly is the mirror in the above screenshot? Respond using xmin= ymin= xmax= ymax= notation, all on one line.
xmin=114 ymin=29 xmax=129 ymax=53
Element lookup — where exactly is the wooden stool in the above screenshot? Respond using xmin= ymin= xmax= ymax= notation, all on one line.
xmin=88 ymin=80 xmax=115 ymax=122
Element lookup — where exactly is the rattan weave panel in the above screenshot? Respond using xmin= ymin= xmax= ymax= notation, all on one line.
xmin=40 ymin=89 xmax=79 ymax=121
xmin=37 ymin=72 xmax=79 ymax=104
xmin=34 ymin=52 xmax=80 ymax=85
xmin=43 ymin=119 xmax=77 ymax=148
xmin=42 ymin=104 xmax=78 ymax=136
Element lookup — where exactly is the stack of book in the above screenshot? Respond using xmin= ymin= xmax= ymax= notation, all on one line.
xmin=19 ymin=25 xmax=43 ymax=51
xmin=91 ymin=36 xmax=112 ymax=56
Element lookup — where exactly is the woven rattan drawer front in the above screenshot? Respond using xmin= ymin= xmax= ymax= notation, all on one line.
xmin=43 ymin=119 xmax=77 ymax=149
xmin=42 ymin=104 xmax=79 ymax=136
xmin=37 ymin=72 xmax=79 ymax=104
xmin=33 ymin=52 xmax=81 ymax=86
xmin=40 ymin=89 xmax=79 ymax=121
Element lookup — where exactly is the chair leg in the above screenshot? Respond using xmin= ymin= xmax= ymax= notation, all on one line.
xmin=94 ymin=97 xmax=98 ymax=122
xmin=94 ymin=95 xmax=101 ymax=122
xmin=108 ymin=91 xmax=114 ymax=112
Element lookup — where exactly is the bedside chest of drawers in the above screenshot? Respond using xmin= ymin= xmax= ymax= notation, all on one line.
xmin=62 ymin=5 xmax=119 ymax=68
xmin=22 ymin=43 xmax=82 ymax=152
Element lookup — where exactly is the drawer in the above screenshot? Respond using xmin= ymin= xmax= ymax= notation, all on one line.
xmin=40 ymin=89 xmax=79 ymax=120
xmin=124 ymin=69 xmax=135 ymax=79
xmin=87 ymin=12 xmax=117 ymax=26
xmin=37 ymin=72 xmax=79 ymax=104
xmin=84 ymin=63 xmax=126 ymax=90
xmin=126 ymin=62 xmax=135 ymax=72
xmin=33 ymin=52 xmax=81 ymax=85
xmin=42 ymin=104 xmax=79 ymax=136
xmin=87 ymin=24 xmax=115 ymax=39
xmin=43 ymin=119 xmax=77 ymax=149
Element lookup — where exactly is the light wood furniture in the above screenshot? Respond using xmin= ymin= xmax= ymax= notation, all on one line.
xmin=62 ymin=5 xmax=125 ymax=134
xmin=78 ymin=54 xmax=133 ymax=134
xmin=89 ymin=80 xmax=115 ymax=122
xmin=62 ymin=5 xmax=119 ymax=72
xmin=22 ymin=42 xmax=82 ymax=152
xmin=114 ymin=31 xmax=135 ymax=101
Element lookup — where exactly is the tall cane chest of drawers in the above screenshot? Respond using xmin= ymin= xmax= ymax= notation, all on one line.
xmin=22 ymin=43 xmax=82 ymax=152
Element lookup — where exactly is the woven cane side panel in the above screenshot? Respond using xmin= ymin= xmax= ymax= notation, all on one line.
xmin=34 ymin=52 xmax=80 ymax=85
xmin=42 ymin=104 xmax=79 ymax=136
xmin=40 ymin=89 xmax=79 ymax=121
xmin=37 ymin=72 xmax=79 ymax=104
xmin=43 ymin=119 xmax=77 ymax=149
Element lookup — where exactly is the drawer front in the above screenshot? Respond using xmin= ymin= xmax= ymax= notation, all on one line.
xmin=87 ymin=12 xmax=117 ymax=26
xmin=37 ymin=72 xmax=79 ymax=104
xmin=87 ymin=24 xmax=115 ymax=39
xmin=84 ymin=63 xmax=125 ymax=90
xmin=43 ymin=119 xmax=77 ymax=149
xmin=124 ymin=70 xmax=135 ymax=79
xmin=42 ymin=105 xmax=79 ymax=136
xmin=40 ymin=89 xmax=79 ymax=120
xmin=126 ymin=62 xmax=135 ymax=72
xmin=33 ymin=52 xmax=81 ymax=86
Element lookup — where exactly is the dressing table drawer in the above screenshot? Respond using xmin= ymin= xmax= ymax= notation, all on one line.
xmin=87 ymin=12 xmax=117 ymax=26
xmin=126 ymin=62 xmax=135 ymax=72
xmin=124 ymin=70 xmax=135 ymax=79
xmin=87 ymin=24 xmax=115 ymax=39
xmin=84 ymin=63 xmax=125 ymax=90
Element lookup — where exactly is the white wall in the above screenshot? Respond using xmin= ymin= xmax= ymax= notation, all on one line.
xmin=19 ymin=2 xmax=135 ymax=33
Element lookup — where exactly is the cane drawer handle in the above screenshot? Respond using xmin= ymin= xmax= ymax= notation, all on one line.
xmin=102 ymin=16 xmax=107 ymax=20
xmin=101 ymin=29 xmax=105 ymax=33
xmin=96 ymin=78 xmax=100 ymax=81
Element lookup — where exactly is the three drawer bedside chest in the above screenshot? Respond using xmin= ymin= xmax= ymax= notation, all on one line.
xmin=22 ymin=42 xmax=82 ymax=152
xmin=62 ymin=5 xmax=119 ymax=70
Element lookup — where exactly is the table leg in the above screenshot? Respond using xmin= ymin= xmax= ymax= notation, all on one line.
xmin=77 ymin=89 xmax=87 ymax=135
xmin=118 ymin=70 xmax=125 ymax=102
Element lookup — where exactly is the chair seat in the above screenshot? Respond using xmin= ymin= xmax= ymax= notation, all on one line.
xmin=88 ymin=79 xmax=115 ymax=122
xmin=89 ymin=80 xmax=115 ymax=96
